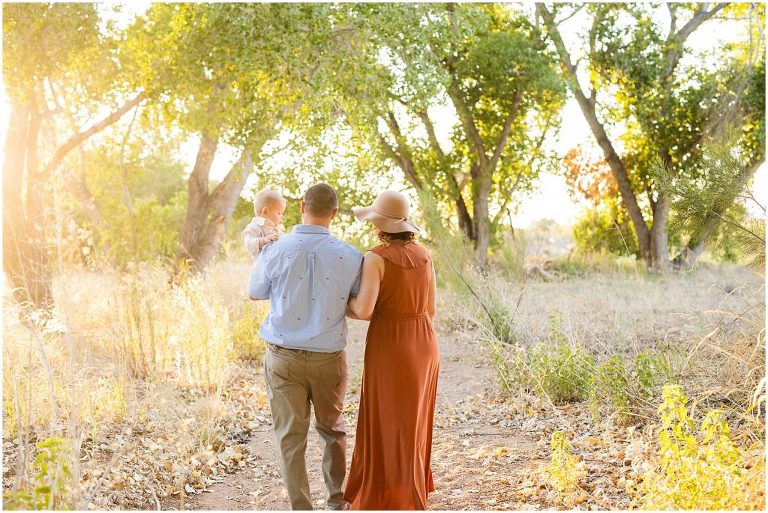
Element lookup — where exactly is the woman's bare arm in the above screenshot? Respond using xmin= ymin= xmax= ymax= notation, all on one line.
xmin=345 ymin=305 xmax=365 ymax=320
xmin=347 ymin=251 xmax=384 ymax=320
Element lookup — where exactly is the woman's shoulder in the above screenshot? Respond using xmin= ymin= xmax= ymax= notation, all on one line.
xmin=368 ymin=242 xmax=430 ymax=268
xmin=367 ymin=243 xmax=387 ymax=256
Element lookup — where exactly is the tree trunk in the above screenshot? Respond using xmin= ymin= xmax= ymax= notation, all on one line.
xmin=537 ymin=4 xmax=653 ymax=264
xmin=3 ymin=91 xmax=147 ymax=309
xmin=471 ymin=164 xmax=492 ymax=267
xmin=24 ymin=98 xmax=54 ymax=307
xmin=672 ymin=242 xmax=707 ymax=271
xmin=177 ymin=132 xmax=219 ymax=270
xmin=416 ymin=110 xmax=475 ymax=242
xmin=176 ymin=136 xmax=257 ymax=275
xmin=2 ymin=100 xmax=52 ymax=308
xmin=454 ymin=189 xmax=475 ymax=242
xmin=2 ymin=95 xmax=54 ymax=308
xmin=196 ymin=151 xmax=255 ymax=268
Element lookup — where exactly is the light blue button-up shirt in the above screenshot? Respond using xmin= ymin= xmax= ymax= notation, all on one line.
xmin=248 ymin=224 xmax=363 ymax=352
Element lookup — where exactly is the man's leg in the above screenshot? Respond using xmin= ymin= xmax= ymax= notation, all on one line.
xmin=307 ymin=351 xmax=348 ymax=510
xmin=265 ymin=347 xmax=313 ymax=510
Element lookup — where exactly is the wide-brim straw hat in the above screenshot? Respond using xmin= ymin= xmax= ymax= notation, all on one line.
xmin=352 ymin=190 xmax=421 ymax=233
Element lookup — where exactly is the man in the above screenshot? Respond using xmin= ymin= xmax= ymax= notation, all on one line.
xmin=249 ymin=183 xmax=363 ymax=510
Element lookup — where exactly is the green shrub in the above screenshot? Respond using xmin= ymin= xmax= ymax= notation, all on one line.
xmin=501 ymin=313 xmax=595 ymax=403
xmin=635 ymin=352 xmax=655 ymax=397
xmin=634 ymin=345 xmax=687 ymax=397
xmin=4 ymin=436 xmax=72 ymax=510
xmin=528 ymin=340 xmax=596 ymax=404
xmin=633 ymin=385 xmax=765 ymax=510
xmin=485 ymin=297 xmax=516 ymax=345
xmin=589 ymin=355 xmax=633 ymax=424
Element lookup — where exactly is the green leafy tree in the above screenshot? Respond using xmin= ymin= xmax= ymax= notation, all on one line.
xmin=125 ymin=3 xmax=372 ymax=274
xmin=2 ymin=3 xmax=145 ymax=307
xmin=537 ymin=2 xmax=763 ymax=270
xmin=367 ymin=4 xmax=564 ymax=265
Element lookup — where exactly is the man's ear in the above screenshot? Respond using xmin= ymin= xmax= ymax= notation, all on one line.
xmin=330 ymin=207 xmax=338 ymax=220
xmin=300 ymin=200 xmax=306 ymax=215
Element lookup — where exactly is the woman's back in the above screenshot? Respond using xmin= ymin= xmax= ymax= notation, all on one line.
xmin=368 ymin=241 xmax=432 ymax=317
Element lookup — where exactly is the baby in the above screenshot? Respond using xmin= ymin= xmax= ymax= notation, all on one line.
xmin=242 ymin=187 xmax=286 ymax=261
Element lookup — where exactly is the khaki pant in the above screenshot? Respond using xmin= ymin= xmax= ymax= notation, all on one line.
xmin=264 ymin=343 xmax=348 ymax=510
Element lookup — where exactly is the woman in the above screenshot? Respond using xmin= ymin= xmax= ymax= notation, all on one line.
xmin=343 ymin=190 xmax=440 ymax=510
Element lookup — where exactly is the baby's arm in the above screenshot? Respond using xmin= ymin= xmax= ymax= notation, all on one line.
xmin=260 ymin=227 xmax=280 ymax=248
xmin=242 ymin=221 xmax=264 ymax=257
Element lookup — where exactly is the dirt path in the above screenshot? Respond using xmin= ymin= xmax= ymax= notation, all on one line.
xmin=162 ymin=320 xmax=542 ymax=510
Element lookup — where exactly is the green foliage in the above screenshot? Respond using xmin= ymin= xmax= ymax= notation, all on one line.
xmin=545 ymin=431 xmax=580 ymax=494
xmin=485 ymin=297 xmax=516 ymax=345
xmin=529 ymin=340 xmax=596 ymax=405
xmin=231 ymin=302 xmax=268 ymax=363
xmin=634 ymin=352 xmax=656 ymax=397
xmin=3 ymin=436 xmax=72 ymax=510
xmin=332 ymin=4 xmax=566 ymax=256
xmin=635 ymin=345 xmax=686 ymax=392
xmin=2 ymin=3 xmax=102 ymax=101
xmin=573 ymin=197 xmax=639 ymax=257
xmin=74 ymin=131 xmax=187 ymax=267
xmin=505 ymin=314 xmax=596 ymax=404
xmin=658 ymin=138 xmax=765 ymax=270
xmin=417 ymin=190 xmax=475 ymax=290
xmin=589 ymin=355 xmax=632 ymax=424
xmin=741 ymin=55 xmax=766 ymax=160
xmin=498 ymin=312 xmax=598 ymax=404
xmin=634 ymin=385 xmax=765 ymax=509
xmin=125 ymin=3 xmax=365 ymax=147
xmin=547 ymin=3 xmax=763 ymax=264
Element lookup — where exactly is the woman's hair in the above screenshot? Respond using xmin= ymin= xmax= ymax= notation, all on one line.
xmin=377 ymin=230 xmax=416 ymax=244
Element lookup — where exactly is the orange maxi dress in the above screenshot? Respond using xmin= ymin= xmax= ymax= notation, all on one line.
xmin=344 ymin=241 xmax=440 ymax=510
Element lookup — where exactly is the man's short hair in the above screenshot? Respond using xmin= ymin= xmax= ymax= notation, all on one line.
xmin=253 ymin=187 xmax=285 ymax=214
xmin=304 ymin=183 xmax=338 ymax=217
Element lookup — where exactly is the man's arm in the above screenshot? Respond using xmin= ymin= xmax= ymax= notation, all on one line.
xmin=248 ymin=245 xmax=273 ymax=300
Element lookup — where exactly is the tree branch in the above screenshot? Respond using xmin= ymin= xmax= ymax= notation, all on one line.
xmin=41 ymin=91 xmax=147 ymax=177
xmin=489 ymin=92 xmax=523 ymax=171
xmin=208 ymin=150 xmax=255 ymax=214
xmin=445 ymin=58 xmax=488 ymax=165
xmin=416 ymin=109 xmax=474 ymax=239
xmin=383 ymin=110 xmax=423 ymax=189
xmin=417 ymin=110 xmax=447 ymax=160
xmin=661 ymin=3 xmax=728 ymax=82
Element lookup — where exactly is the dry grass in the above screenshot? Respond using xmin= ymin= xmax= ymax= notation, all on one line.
xmin=2 ymin=260 xmax=267 ymax=508
xmin=438 ymin=263 xmax=765 ymax=421
xmin=2 ymin=255 xmax=764 ymax=509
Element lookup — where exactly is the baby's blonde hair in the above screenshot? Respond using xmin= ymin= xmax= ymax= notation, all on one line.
xmin=253 ymin=187 xmax=285 ymax=215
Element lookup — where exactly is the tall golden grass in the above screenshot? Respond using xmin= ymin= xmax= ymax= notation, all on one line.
xmin=2 ymin=260 xmax=267 ymax=508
